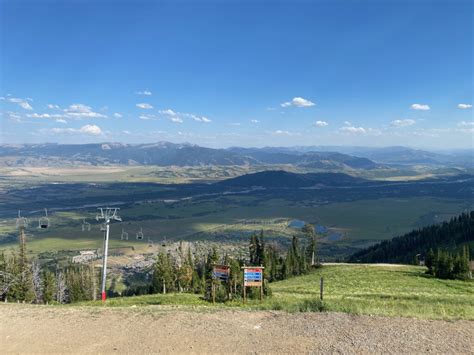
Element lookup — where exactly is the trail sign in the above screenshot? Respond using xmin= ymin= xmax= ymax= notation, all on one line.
xmin=241 ymin=266 xmax=265 ymax=302
xmin=243 ymin=267 xmax=263 ymax=287
xmin=212 ymin=265 xmax=230 ymax=282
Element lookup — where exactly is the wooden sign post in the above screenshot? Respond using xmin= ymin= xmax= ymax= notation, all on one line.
xmin=211 ymin=264 xmax=231 ymax=303
xmin=241 ymin=266 xmax=265 ymax=303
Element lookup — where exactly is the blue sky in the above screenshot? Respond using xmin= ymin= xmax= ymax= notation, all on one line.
xmin=1 ymin=0 xmax=472 ymax=148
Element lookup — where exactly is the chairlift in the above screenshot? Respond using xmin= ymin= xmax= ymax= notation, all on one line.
xmin=136 ymin=227 xmax=144 ymax=241
xmin=81 ymin=219 xmax=91 ymax=232
xmin=16 ymin=210 xmax=29 ymax=229
xmin=148 ymin=238 xmax=154 ymax=247
xmin=121 ymin=228 xmax=129 ymax=241
xmin=100 ymin=223 xmax=107 ymax=232
xmin=38 ymin=208 xmax=50 ymax=229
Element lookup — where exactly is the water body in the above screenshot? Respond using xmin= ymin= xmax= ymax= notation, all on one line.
xmin=288 ymin=219 xmax=305 ymax=228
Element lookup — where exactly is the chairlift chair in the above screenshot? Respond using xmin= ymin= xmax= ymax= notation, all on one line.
xmin=100 ymin=223 xmax=107 ymax=232
xmin=81 ymin=219 xmax=91 ymax=232
xmin=136 ymin=227 xmax=144 ymax=241
xmin=38 ymin=208 xmax=50 ymax=229
xmin=121 ymin=228 xmax=129 ymax=241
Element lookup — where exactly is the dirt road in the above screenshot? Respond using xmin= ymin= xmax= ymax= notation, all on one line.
xmin=1 ymin=304 xmax=472 ymax=353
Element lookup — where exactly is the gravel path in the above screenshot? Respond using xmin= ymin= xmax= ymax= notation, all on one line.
xmin=1 ymin=304 xmax=472 ymax=353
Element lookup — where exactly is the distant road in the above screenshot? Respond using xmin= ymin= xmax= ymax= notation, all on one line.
xmin=1 ymin=305 xmax=472 ymax=353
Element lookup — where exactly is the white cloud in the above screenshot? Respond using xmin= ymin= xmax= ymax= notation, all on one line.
xmin=2 ymin=97 xmax=33 ymax=110
xmin=159 ymin=109 xmax=177 ymax=116
xmin=186 ymin=113 xmax=211 ymax=123
xmin=63 ymin=104 xmax=107 ymax=119
xmin=273 ymin=130 xmax=291 ymax=135
xmin=170 ymin=117 xmax=183 ymax=123
xmin=343 ymin=121 xmax=351 ymax=126
xmin=47 ymin=104 xmax=61 ymax=110
xmin=48 ymin=124 xmax=103 ymax=136
xmin=250 ymin=119 xmax=260 ymax=123
xmin=113 ymin=113 xmax=123 ymax=118
xmin=139 ymin=114 xmax=157 ymax=120
xmin=229 ymin=122 xmax=241 ymax=126
xmin=458 ymin=103 xmax=472 ymax=109
xmin=122 ymin=130 xmax=131 ymax=135
xmin=313 ymin=120 xmax=328 ymax=127
xmin=136 ymin=103 xmax=153 ymax=109
xmin=158 ymin=109 xmax=212 ymax=123
xmin=281 ymin=97 xmax=315 ymax=108
xmin=80 ymin=124 xmax=102 ymax=135
xmin=136 ymin=90 xmax=152 ymax=96
xmin=266 ymin=107 xmax=276 ymax=111
xmin=391 ymin=119 xmax=416 ymax=127
xmin=411 ymin=103 xmax=430 ymax=111
xmin=55 ymin=119 xmax=67 ymax=124
xmin=339 ymin=126 xmax=367 ymax=134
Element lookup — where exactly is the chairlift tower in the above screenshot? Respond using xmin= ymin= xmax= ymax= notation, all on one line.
xmin=96 ymin=207 xmax=121 ymax=301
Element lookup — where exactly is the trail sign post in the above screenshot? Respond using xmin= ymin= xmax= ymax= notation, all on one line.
xmin=211 ymin=264 xmax=231 ymax=303
xmin=242 ymin=266 xmax=264 ymax=303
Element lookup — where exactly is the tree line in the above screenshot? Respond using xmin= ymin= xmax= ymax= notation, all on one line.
xmin=349 ymin=211 xmax=474 ymax=265
xmin=134 ymin=226 xmax=319 ymax=301
xmin=0 ymin=223 xmax=320 ymax=303
xmin=425 ymin=246 xmax=471 ymax=280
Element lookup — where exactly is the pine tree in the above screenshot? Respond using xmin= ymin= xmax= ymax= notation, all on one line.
xmin=425 ymin=248 xmax=435 ymax=275
xmin=42 ymin=270 xmax=57 ymax=304
xmin=302 ymin=223 xmax=316 ymax=266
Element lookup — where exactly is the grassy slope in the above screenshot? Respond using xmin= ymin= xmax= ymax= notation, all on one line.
xmin=81 ymin=265 xmax=474 ymax=320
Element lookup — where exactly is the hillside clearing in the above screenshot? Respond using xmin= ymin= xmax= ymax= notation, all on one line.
xmin=80 ymin=265 xmax=474 ymax=321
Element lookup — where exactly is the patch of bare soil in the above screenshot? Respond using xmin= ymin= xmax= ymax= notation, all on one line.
xmin=1 ymin=304 xmax=472 ymax=354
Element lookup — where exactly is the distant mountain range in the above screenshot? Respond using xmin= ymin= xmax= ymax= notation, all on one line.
xmin=240 ymin=146 xmax=473 ymax=167
xmin=0 ymin=142 xmax=472 ymax=168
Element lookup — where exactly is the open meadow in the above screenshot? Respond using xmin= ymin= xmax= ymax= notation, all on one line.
xmin=80 ymin=264 xmax=474 ymax=321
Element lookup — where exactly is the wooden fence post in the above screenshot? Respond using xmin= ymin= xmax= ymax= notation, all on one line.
xmin=320 ymin=277 xmax=324 ymax=301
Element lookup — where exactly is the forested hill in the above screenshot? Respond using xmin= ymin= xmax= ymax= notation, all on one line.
xmin=349 ymin=212 xmax=474 ymax=264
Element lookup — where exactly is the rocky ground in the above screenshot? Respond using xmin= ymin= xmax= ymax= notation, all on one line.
xmin=1 ymin=304 xmax=472 ymax=353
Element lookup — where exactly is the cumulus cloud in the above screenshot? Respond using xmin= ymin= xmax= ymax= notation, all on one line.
xmin=136 ymin=103 xmax=153 ymax=109
xmin=47 ymin=104 xmax=61 ymax=110
xmin=280 ymin=97 xmax=315 ymax=108
xmin=48 ymin=124 xmax=103 ymax=136
xmin=113 ymin=113 xmax=122 ymax=118
xmin=458 ymin=103 xmax=472 ymax=109
xmin=313 ymin=120 xmax=328 ymax=127
xmin=1 ymin=97 xmax=33 ymax=110
xmin=55 ymin=119 xmax=67 ymax=124
xmin=136 ymin=90 xmax=152 ymax=96
xmin=411 ymin=103 xmax=430 ymax=111
xmin=391 ymin=119 xmax=416 ymax=127
xmin=80 ymin=124 xmax=102 ymax=135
